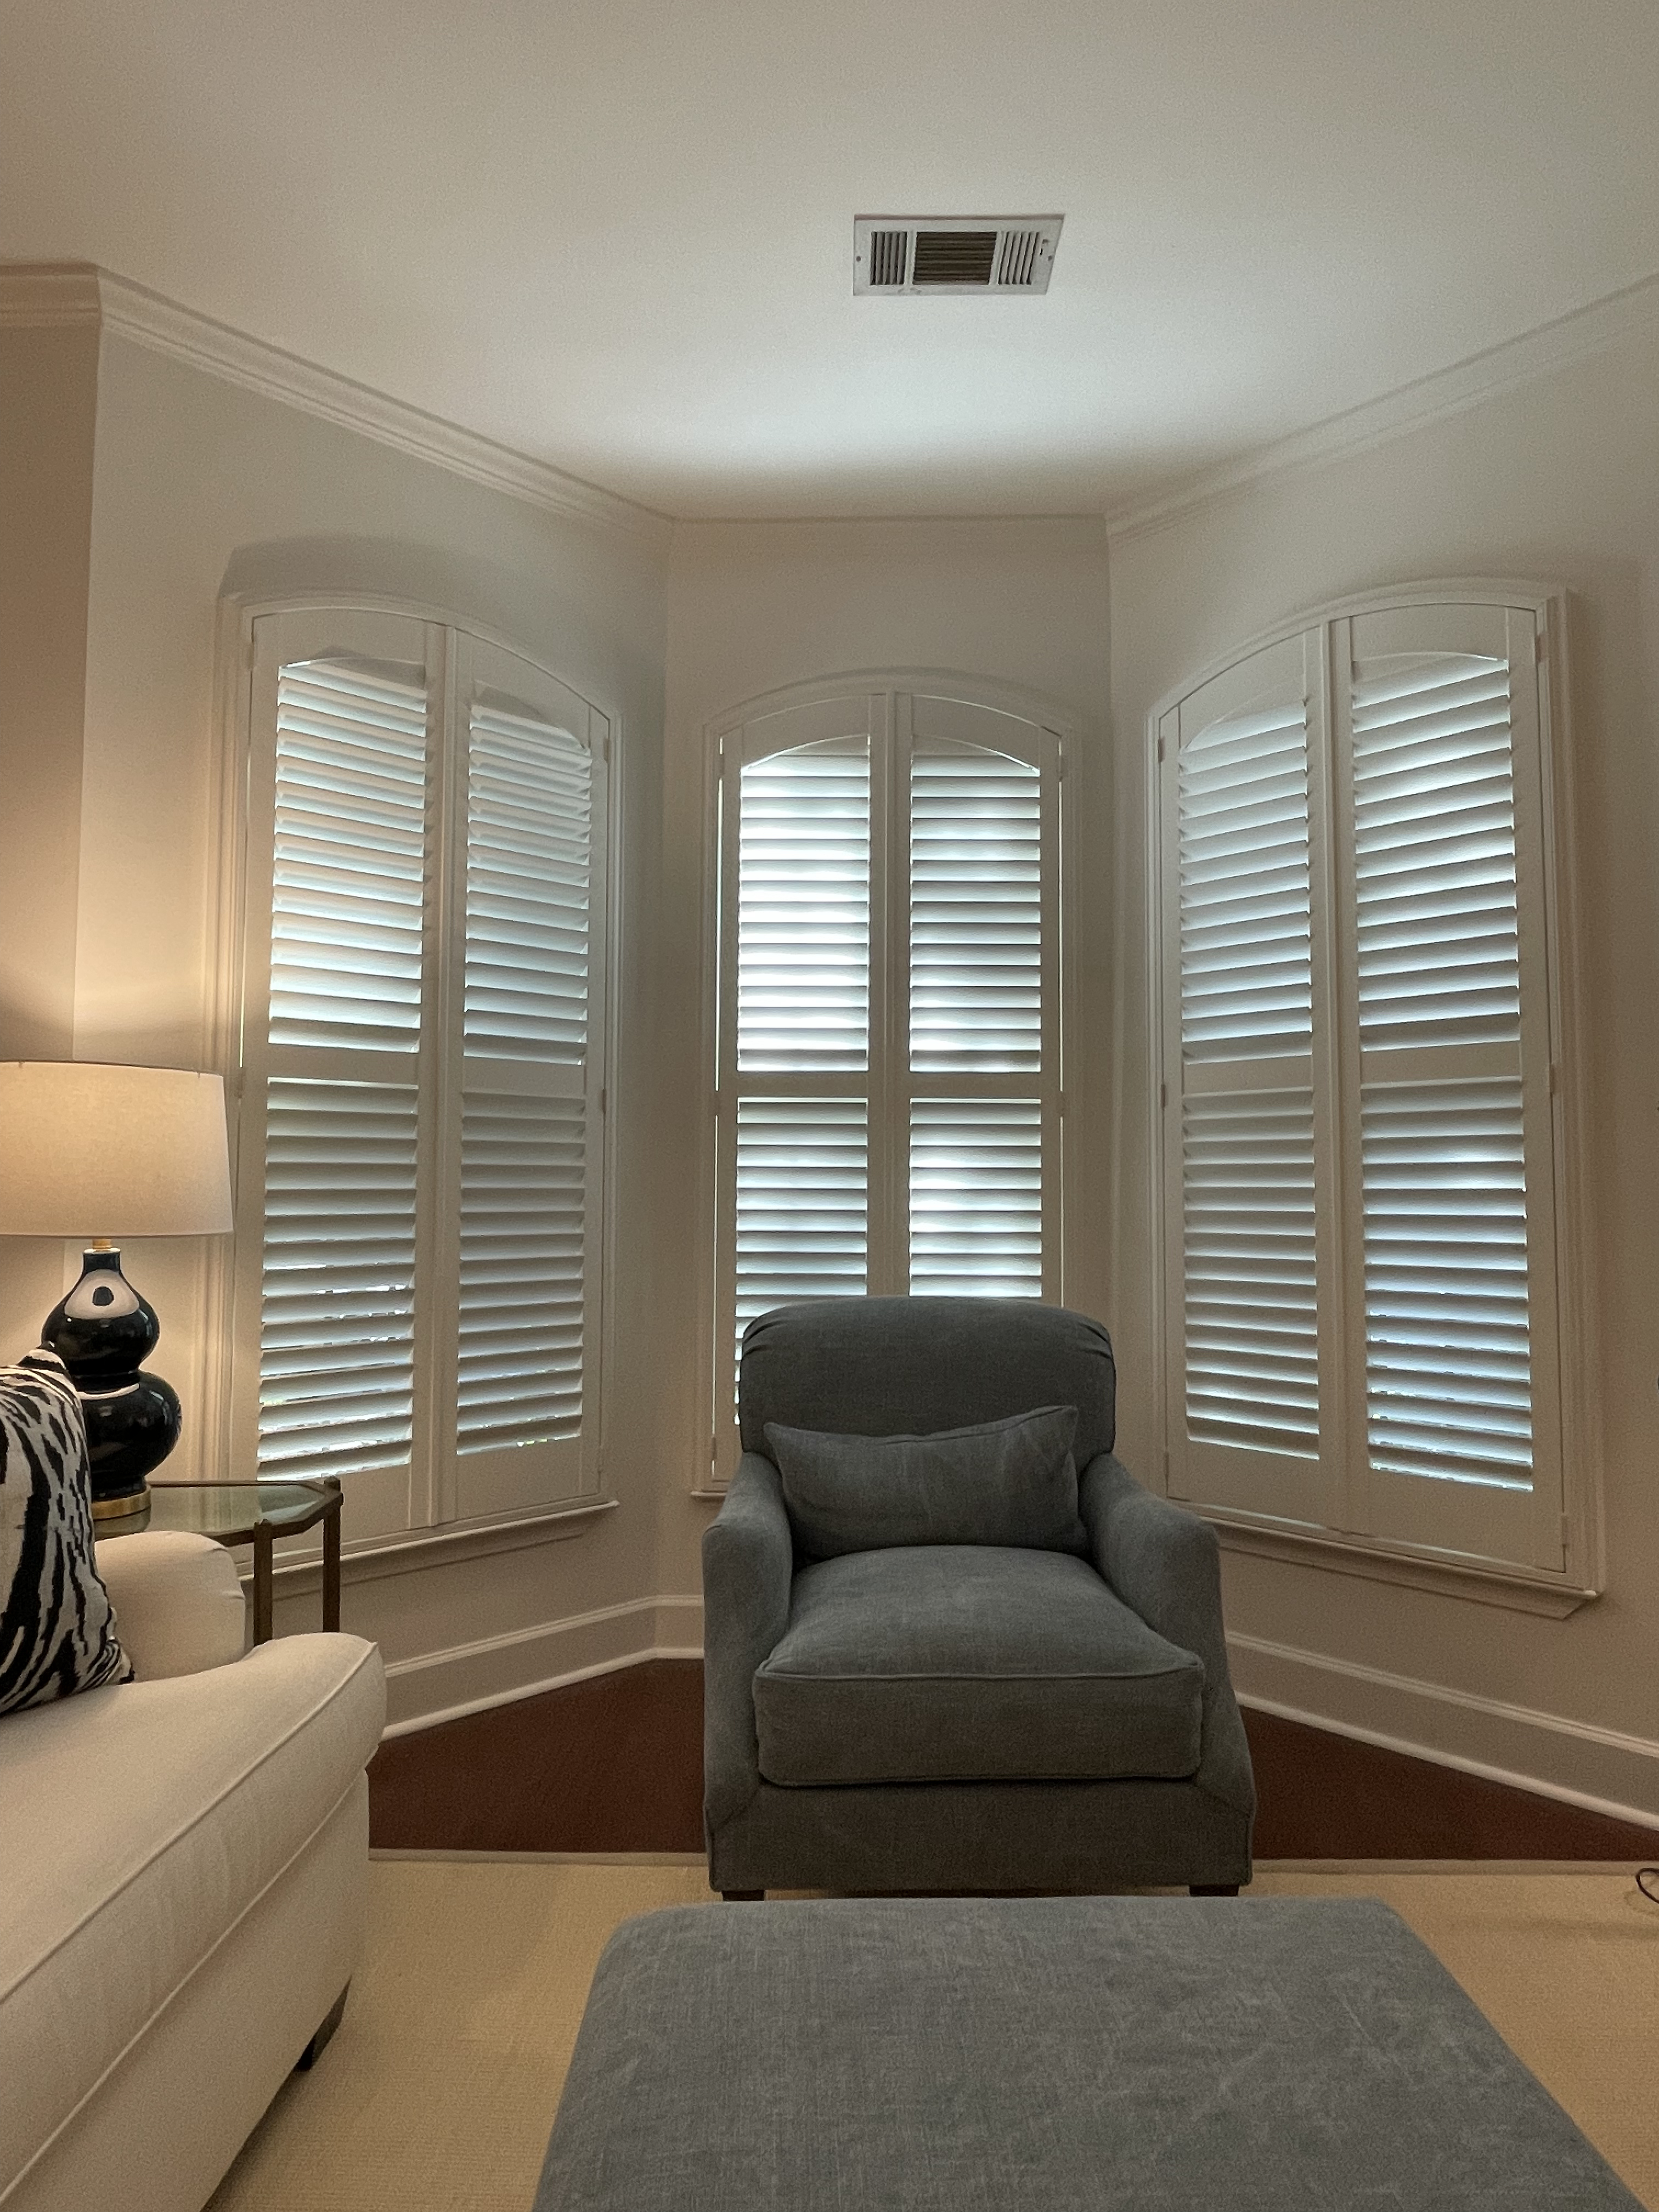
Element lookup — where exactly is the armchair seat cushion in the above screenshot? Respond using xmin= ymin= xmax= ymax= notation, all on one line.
xmin=752 ymin=1546 xmax=1205 ymax=1787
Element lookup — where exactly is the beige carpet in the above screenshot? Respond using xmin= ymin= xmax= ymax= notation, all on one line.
xmin=207 ymin=1856 xmax=1659 ymax=2211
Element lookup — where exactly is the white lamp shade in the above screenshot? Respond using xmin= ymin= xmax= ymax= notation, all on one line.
xmin=0 ymin=1062 xmax=234 ymax=1238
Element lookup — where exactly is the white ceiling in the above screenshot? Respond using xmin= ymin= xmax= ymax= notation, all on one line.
xmin=5 ymin=0 xmax=1658 ymax=520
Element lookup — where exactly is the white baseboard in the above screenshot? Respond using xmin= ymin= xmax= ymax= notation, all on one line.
xmin=1229 ymin=1632 xmax=1659 ymax=1830
xmin=379 ymin=1596 xmax=1659 ymax=1834
xmin=381 ymin=1593 xmax=705 ymax=1736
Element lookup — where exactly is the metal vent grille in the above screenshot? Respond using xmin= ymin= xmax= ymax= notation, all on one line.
xmin=998 ymin=228 xmax=1043 ymax=287
xmin=912 ymin=230 xmax=997 ymax=285
xmin=854 ymin=216 xmax=1062 ymax=295
xmin=868 ymin=229 xmax=908 ymax=287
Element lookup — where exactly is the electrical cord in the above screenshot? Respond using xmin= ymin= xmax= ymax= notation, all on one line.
xmin=1637 ymin=1868 xmax=1659 ymax=1905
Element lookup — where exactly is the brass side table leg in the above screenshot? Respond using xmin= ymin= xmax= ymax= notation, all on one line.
xmin=322 ymin=1493 xmax=341 ymax=1633
xmin=253 ymin=1524 xmax=274 ymax=1645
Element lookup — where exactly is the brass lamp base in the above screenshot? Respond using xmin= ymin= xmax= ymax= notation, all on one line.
xmin=92 ymin=1485 xmax=151 ymax=1523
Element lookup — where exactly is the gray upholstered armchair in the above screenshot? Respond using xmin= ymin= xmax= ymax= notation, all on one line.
xmin=702 ymin=1298 xmax=1255 ymax=1897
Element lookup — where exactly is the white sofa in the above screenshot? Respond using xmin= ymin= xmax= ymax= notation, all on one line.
xmin=0 ymin=1530 xmax=385 ymax=2212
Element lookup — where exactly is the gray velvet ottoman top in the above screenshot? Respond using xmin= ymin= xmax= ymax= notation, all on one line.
xmin=534 ymin=1896 xmax=1639 ymax=2212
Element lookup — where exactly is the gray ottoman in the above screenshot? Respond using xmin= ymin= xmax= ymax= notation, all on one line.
xmin=535 ymin=1897 xmax=1639 ymax=2211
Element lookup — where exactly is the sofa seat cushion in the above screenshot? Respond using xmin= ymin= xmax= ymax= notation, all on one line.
xmin=0 ymin=1632 xmax=384 ymax=2201
xmin=752 ymin=1547 xmax=1204 ymax=1787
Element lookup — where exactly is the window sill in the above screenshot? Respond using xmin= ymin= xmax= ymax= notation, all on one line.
xmin=1207 ymin=1513 xmax=1597 ymax=1617
xmin=239 ymin=1493 xmax=618 ymax=1595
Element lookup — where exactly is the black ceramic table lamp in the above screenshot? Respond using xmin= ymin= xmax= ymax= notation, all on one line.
xmin=0 ymin=1062 xmax=234 ymax=1516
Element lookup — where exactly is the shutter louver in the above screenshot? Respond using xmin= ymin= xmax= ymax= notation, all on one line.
xmin=909 ymin=1098 xmax=1042 ymax=1295
xmin=1177 ymin=702 xmax=1312 ymax=1058
xmin=737 ymin=747 xmax=870 ymax=1071
xmin=1352 ymin=654 xmax=1520 ymax=1046
xmin=1182 ymin=1091 xmax=1320 ymax=1454
xmin=1351 ymin=645 xmax=1534 ymax=1495
xmin=465 ymin=702 xmax=590 ymax=1060
xmin=1361 ymin=1080 xmax=1532 ymax=1487
xmin=270 ymin=662 xmax=427 ymax=1050
xmin=734 ymin=1098 xmax=867 ymax=1380
xmin=1171 ymin=674 xmax=1321 ymax=1469
xmin=910 ymin=746 xmax=1041 ymax=1071
xmin=458 ymin=1092 xmax=584 ymax=1450
xmin=257 ymin=1077 xmax=417 ymax=1477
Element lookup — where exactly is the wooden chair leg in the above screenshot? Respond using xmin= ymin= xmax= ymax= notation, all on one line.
xmin=1190 ymin=1884 xmax=1240 ymax=1897
xmin=721 ymin=1889 xmax=764 ymax=1901
xmin=295 ymin=1982 xmax=350 ymax=2070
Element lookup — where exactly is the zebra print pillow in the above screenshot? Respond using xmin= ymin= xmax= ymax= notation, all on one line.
xmin=0 ymin=1348 xmax=132 ymax=1714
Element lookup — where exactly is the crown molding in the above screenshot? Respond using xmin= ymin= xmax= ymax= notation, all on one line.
xmin=0 ymin=263 xmax=102 ymax=326
xmin=12 ymin=259 xmax=1659 ymax=550
xmin=0 ymin=261 xmax=674 ymax=555
xmin=1106 ymin=265 xmax=1659 ymax=545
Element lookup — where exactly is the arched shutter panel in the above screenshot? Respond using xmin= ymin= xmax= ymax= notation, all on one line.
xmin=234 ymin=610 xmax=610 ymax=1538
xmin=712 ymin=685 xmax=1064 ymax=1480
xmin=1159 ymin=630 xmax=1339 ymax=1528
xmin=1155 ymin=591 xmax=1570 ymax=1578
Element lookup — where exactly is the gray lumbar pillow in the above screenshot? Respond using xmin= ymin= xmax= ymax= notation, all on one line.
xmin=764 ymin=1404 xmax=1086 ymax=1560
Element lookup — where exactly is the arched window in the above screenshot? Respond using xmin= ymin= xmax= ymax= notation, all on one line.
xmin=229 ymin=603 xmax=611 ymax=1539
xmin=706 ymin=678 xmax=1067 ymax=1483
xmin=1151 ymin=585 xmax=1586 ymax=1587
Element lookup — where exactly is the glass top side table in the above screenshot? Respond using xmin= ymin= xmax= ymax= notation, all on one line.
xmin=98 ymin=1479 xmax=342 ymax=1644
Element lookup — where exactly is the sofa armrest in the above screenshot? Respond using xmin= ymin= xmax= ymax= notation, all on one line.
xmin=702 ymin=1452 xmax=794 ymax=1833
xmin=1079 ymin=1453 xmax=1255 ymax=1821
xmin=94 ymin=1530 xmax=248 ymax=1680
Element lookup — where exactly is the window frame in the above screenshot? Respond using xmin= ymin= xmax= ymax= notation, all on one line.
xmin=1146 ymin=581 xmax=1600 ymax=1611
xmin=206 ymin=591 xmax=622 ymax=1544
xmin=696 ymin=670 xmax=1079 ymax=1493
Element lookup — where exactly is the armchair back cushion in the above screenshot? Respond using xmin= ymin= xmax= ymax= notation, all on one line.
xmin=740 ymin=1298 xmax=1115 ymax=1461
xmin=765 ymin=1405 xmax=1086 ymax=1560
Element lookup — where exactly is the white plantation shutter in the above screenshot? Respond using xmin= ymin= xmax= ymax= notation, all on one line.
xmin=1334 ymin=603 xmax=1561 ymax=1565
xmin=257 ymin=1077 xmax=419 ymax=1477
xmin=1175 ymin=700 xmax=1312 ymax=1060
xmin=712 ymin=684 xmax=1063 ymax=1479
xmin=1358 ymin=1081 xmax=1532 ymax=1487
xmin=732 ymin=1098 xmax=870 ymax=1386
xmin=452 ymin=648 xmax=605 ymax=1518
xmin=1159 ymin=632 xmax=1339 ymax=1527
xmin=737 ymin=747 xmax=871 ymax=1072
xmin=1180 ymin=1091 xmax=1319 ymax=1457
xmin=465 ymin=700 xmax=591 ymax=1059
xmin=715 ymin=708 xmax=876 ymax=1439
xmin=1350 ymin=652 xmax=1520 ymax=1047
xmin=909 ymin=747 xmax=1042 ymax=1071
xmin=903 ymin=702 xmax=1058 ymax=1299
xmin=908 ymin=1099 xmax=1042 ymax=1296
xmin=457 ymin=1091 xmax=586 ymax=1451
xmin=240 ymin=639 xmax=433 ymax=1523
xmin=268 ymin=662 xmax=428 ymax=1050
xmin=1155 ymin=591 xmax=1570 ymax=1578
xmin=233 ymin=608 xmax=610 ymax=1538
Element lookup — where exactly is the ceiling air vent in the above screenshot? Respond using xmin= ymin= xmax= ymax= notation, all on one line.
xmin=854 ymin=215 xmax=1062 ymax=296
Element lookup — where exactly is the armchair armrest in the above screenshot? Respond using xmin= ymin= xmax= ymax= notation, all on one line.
xmin=1079 ymin=1454 xmax=1255 ymax=1821
xmin=94 ymin=1530 xmax=247 ymax=1680
xmin=702 ymin=1452 xmax=794 ymax=1832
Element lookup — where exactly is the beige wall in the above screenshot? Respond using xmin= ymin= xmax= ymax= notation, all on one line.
xmin=8 ymin=322 xmax=675 ymax=1700
xmin=12 ymin=282 xmax=1659 ymax=1803
xmin=1108 ymin=315 xmax=1659 ymax=1808
xmin=0 ymin=321 xmax=100 ymax=1354
xmin=657 ymin=518 xmax=1113 ymax=1592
